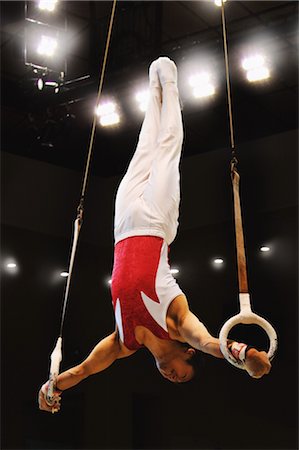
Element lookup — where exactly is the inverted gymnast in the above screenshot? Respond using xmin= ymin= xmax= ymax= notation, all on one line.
xmin=39 ymin=57 xmax=271 ymax=413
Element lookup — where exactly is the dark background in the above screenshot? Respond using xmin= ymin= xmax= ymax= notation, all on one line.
xmin=1 ymin=2 xmax=298 ymax=450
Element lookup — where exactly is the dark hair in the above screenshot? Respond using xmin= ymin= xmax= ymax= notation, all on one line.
xmin=186 ymin=349 xmax=204 ymax=380
xmin=180 ymin=343 xmax=204 ymax=382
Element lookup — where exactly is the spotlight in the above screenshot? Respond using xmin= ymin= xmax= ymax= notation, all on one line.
xmin=4 ymin=260 xmax=19 ymax=274
xmin=170 ymin=268 xmax=179 ymax=274
xmin=135 ymin=90 xmax=150 ymax=112
xmin=100 ymin=114 xmax=120 ymax=127
xmin=37 ymin=35 xmax=57 ymax=57
xmin=38 ymin=0 xmax=58 ymax=12
xmin=189 ymin=73 xmax=215 ymax=98
xmin=214 ymin=0 xmax=227 ymax=6
xmin=45 ymin=81 xmax=59 ymax=87
xmin=260 ymin=246 xmax=270 ymax=252
xmin=242 ymin=55 xmax=265 ymax=71
xmin=241 ymin=55 xmax=270 ymax=82
xmin=96 ymin=102 xmax=120 ymax=127
xmin=246 ymin=67 xmax=270 ymax=82
xmin=60 ymin=272 xmax=69 ymax=277
xmin=37 ymin=78 xmax=44 ymax=90
xmin=108 ymin=279 xmax=112 ymax=285
xmin=214 ymin=258 xmax=224 ymax=264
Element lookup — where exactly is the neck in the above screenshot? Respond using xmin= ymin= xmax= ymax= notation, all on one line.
xmin=138 ymin=327 xmax=182 ymax=364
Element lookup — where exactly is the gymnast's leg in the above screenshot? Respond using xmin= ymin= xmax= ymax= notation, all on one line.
xmin=114 ymin=61 xmax=162 ymax=223
xmin=143 ymin=57 xmax=184 ymax=245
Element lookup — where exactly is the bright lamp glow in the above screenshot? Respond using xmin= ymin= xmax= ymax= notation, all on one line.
xmin=242 ymin=55 xmax=265 ymax=71
xmin=96 ymin=102 xmax=120 ymax=127
xmin=96 ymin=102 xmax=115 ymax=116
xmin=45 ymin=81 xmax=59 ymax=87
xmin=193 ymin=84 xmax=215 ymax=98
xmin=170 ymin=268 xmax=179 ymax=274
xmin=246 ymin=67 xmax=270 ymax=82
xmin=37 ymin=35 xmax=57 ymax=57
xmin=189 ymin=73 xmax=215 ymax=98
xmin=260 ymin=246 xmax=270 ymax=252
xmin=4 ymin=260 xmax=19 ymax=274
xmin=60 ymin=272 xmax=69 ymax=277
xmin=135 ymin=90 xmax=150 ymax=112
xmin=100 ymin=113 xmax=120 ymax=127
xmin=214 ymin=258 xmax=224 ymax=264
xmin=37 ymin=78 xmax=44 ymax=90
xmin=242 ymin=55 xmax=270 ymax=82
xmin=214 ymin=0 xmax=227 ymax=6
xmin=38 ymin=0 xmax=58 ymax=12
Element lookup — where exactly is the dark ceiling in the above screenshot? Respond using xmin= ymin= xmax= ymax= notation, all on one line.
xmin=1 ymin=1 xmax=298 ymax=177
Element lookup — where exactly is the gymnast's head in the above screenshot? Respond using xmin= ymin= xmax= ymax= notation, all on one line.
xmin=155 ymin=344 xmax=200 ymax=383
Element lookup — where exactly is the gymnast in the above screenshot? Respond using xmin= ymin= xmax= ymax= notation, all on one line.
xmin=39 ymin=57 xmax=271 ymax=413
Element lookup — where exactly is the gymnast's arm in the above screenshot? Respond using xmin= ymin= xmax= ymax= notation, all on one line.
xmin=39 ymin=331 xmax=135 ymax=412
xmin=174 ymin=295 xmax=271 ymax=377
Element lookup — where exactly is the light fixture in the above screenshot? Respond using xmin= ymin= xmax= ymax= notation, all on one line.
xmin=37 ymin=35 xmax=58 ymax=57
xmin=4 ymin=260 xmax=19 ymax=274
xmin=60 ymin=272 xmax=69 ymax=277
xmin=38 ymin=0 xmax=58 ymax=12
xmin=135 ymin=90 xmax=150 ymax=112
xmin=241 ymin=54 xmax=270 ymax=82
xmin=45 ymin=81 xmax=59 ymax=87
xmin=214 ymin=0 xmax=227 ymax=7
xmin=189 ymin=73 xmax=215 ymax=98
xmin=170 ymin=268 xmax=179 ymax=275
xmin=214 ymin=258 xmax=224 ymax=264
xmin=260 ymin=246 xmax=270 ymax=252
xmin=246 ymin=67 xmax=270 ymax=83
xmin=37 ymin=78 xmax=44 ymax=90
xmin=96 ymin=102 xmax=120 ymax=127
xmin=108 ymin=279 xmax=112 ymax=285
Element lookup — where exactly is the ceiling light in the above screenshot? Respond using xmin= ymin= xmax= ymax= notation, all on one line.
xmin=241 ymin=54 xmax=270 ymax=83
xmin=100 ymin=113 xmax=120 ymax=127
xmin=170 ymin=268 xmax=179 ymax=274
xmin=37 ymin=35 xmax=57 ymax=57
xmin=96 ymin=102 xmax=120 ymax=127
xmin=214 ymin=0 xmax=227 ymax=6
xmin=246 ymin=67 xmax=270 ymax=82
xmin=260 ymin=246 xmax=270 ymax=252
xmin=214 ymin=258 xmax=224 ymax=264
xmin=193 ymin=84 xmax=215 ymax=98
xmin=45 ymin=81 xmax=59 ymax=87
xmin=135 ymin=90 xmax=150 ymax=112
xmin=60 ymin=272 xmax=69 ymax=277
xmin=5 ymin=260 xmax=19 ymax=274
xmin=37 ymin=78 xmax=44 ymax=90
xmin=108 ymin=279 xmax=112 ymax=285
xmin=95 ymin=102 xmax=116 ymax=116
xmin=38 ymin=0 xmax=58 ymax=12
xmin=189 ymin=73 xmax=215 ymax=98
xmin=242 ymin=55 xmax=265 ymax=71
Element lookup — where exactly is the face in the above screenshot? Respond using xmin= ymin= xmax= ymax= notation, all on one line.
xmin=156 ymin=348 xmax=196 ymax=383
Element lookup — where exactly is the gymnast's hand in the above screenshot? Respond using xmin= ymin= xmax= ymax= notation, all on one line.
xmin=38 ymin=381 xmax=62 ymax=413
xmin=244 ymin=349 xmax=271 ymax=378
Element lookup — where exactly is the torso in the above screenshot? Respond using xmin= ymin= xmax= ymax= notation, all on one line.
xmin=111 ymin=236 xmax=185 ymax=351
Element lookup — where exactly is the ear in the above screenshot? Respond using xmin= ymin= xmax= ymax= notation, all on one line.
xmin=186 ymin=348 xmax=196 ymax=357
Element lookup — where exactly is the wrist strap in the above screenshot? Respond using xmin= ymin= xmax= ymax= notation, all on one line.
xmin=228 ymin=342 xmax=252 ymax=363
